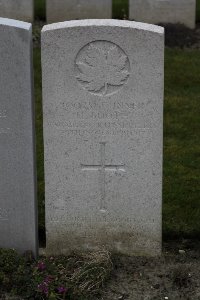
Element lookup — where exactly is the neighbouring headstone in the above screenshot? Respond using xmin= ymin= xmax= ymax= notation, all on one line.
xmin=0 ymin=0 xmax=34 ymax=23
xmin=46 ymin=0 xmax=112 ymax=23
xmin=130 ymin=0 xmax=196 ymax=29
xmin=42 ymin=19 xmax=164 ymax=256
xmin=0 ymin=18 xmax=37 ymax=257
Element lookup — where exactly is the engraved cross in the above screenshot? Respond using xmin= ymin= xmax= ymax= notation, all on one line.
xmin=81 ymin=142 xmax=125 ymax=212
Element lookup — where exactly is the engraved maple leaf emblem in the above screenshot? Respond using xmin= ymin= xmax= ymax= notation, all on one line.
xmin=76 ymin=42 xmax=130 ymax=96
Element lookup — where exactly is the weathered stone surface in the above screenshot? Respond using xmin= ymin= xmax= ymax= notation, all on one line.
xmin=0 ymin=18 xmax=37 ymax=257
xmin=46 ymin=0 xmax=112 ymax=23
xmin=130 ymin=0 xmax=196 ymax=29
xmin=42 ymin=20 xmax=164 ymax=256
xmin=0 ymin=0 xmax=34 ymax=22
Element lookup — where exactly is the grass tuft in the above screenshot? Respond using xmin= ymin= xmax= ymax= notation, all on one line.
xmin=70 ymin=249 xmax=113 ymax=296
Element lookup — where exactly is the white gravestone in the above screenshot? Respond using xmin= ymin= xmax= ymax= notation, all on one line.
xmin=130 ymin=0 xmax=196 ymax=29
xmin=46 ymin=0 xmax=112 ymax=23
xmin=42 ymin=20 xmax=164 ymax=256
xmin=0 ymin=18 xmax=37 ymax=257
xmin=0 ymin=0 xmax=34 ymax=23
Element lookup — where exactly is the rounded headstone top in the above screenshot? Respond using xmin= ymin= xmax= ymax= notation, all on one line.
xmin=0 ymin=17 xmax=31 ymax=30
xmin=42 ymin=19 xmax=164 ymax=35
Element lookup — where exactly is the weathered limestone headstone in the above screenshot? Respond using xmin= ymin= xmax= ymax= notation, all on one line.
xmin=0 ymin=18 xmax=37 ymax=257
xmin=0 ymin=0 xmax=34 ymax=23
xmin=42 ymin=20 xmax=164 ymax=256
xmin=130 ymin=0 xmax=196 ymax=29
xmin=46 ymin=0 xmax=112 ymax=23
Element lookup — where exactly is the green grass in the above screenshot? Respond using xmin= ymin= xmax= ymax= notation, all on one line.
xmin=34 ymin=46 xmax=200 ymax=240
xmin=34 ymin=0 xmax=200 ymax=22
xmin=34 ymin=48 xmax=45 ymax=235
xmin=197 ymin=0 xmax=200 ymax=22
xmin=163 ymin=49 xmax=200 ymax=238
xmin=35 ymin=0 xmax=46 ymax=20
xmin=113 ymin=0 xmax=128 ymax=19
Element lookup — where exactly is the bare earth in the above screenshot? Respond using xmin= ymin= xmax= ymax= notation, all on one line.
xmin=95 ymin=240 xmax=200 ymax=300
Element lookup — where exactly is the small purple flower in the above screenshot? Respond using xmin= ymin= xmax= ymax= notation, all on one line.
xmin=44 ymin=275 xmax=53 ymax=283
xmin=37 ymin=261 xmax=46 ymax=271
xmin=38 ymin=282 xmax=49 ymax=296
xmin=57 ymin=286 xmax=67 ymax=294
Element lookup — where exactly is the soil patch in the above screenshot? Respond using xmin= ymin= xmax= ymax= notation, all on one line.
xmin=94 ymin=239 xmax=200 ymax=300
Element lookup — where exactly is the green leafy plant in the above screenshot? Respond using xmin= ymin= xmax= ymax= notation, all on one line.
xmin=0 ymin=248 xmax=112 ymax=300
